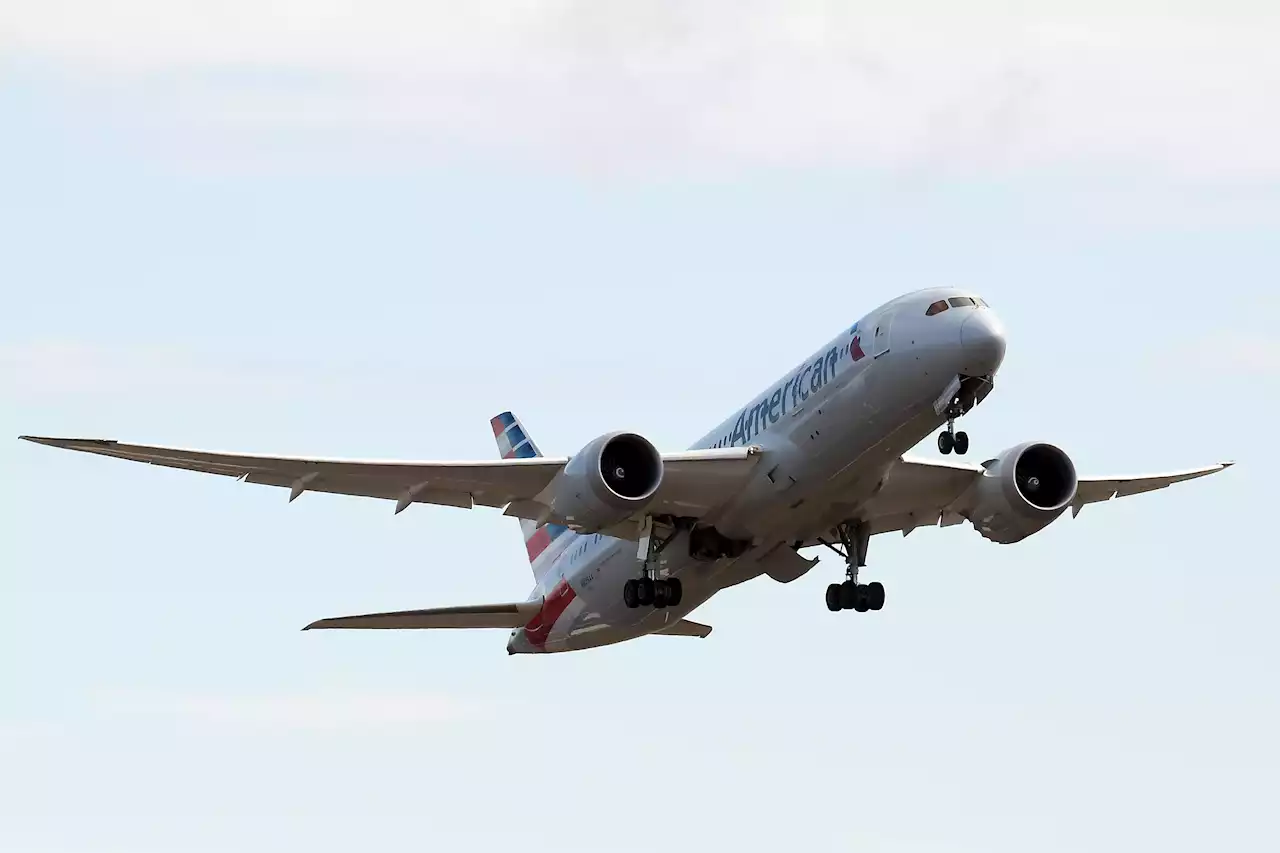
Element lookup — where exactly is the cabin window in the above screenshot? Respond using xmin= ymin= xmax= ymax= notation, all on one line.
xmin=925 ymin=300 xmax=949 ymax=316
xmin=948 ymin=296 xmax=976 ymax=308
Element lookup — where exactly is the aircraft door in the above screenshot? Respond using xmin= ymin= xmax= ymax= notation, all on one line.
xmin=872 ymin=311 xmax=893 ymax=357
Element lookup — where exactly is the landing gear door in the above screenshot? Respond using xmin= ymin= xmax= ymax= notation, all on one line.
xmin=872 ymin=311 xmax=893 ymax=358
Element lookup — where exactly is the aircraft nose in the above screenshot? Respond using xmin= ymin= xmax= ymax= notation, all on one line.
xmin=960 ymin=310 xmax=1007 ymax=374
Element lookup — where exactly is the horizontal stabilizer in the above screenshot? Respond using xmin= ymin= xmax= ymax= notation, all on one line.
xmin=655 ymin=618 xmax=713 ymax=638
xmin=304 ymin=600 xmax=540 ymax=631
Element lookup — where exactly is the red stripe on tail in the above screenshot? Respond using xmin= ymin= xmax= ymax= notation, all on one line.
xmin=523 ymin=579 xmax=576 ymax=650
xmin=525 ymin=527 xmax=553 ymax=562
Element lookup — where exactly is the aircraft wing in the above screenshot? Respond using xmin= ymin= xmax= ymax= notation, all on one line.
xmin=304 ymin=601 xmax=541 ymax=630
xmin=17 ymin=436 xmax=762 ymax=529
xmin=805 ymin=454 xmax=1234 ymax=541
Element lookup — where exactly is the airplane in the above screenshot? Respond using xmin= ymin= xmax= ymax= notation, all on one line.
xmin=20 ymin=287 xmax=1233 ymax=655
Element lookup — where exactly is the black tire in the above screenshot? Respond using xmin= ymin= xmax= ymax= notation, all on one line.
xmin=938 ymin=432 xmax=954 ymax=454
xmin=666 ymin=578 xmax=683 ymax=608
xmin=853 ymin=585 xmax=870 ymax=613
xmin=866 ymin=581 xmax=885 ymax=611
xmin=839 ymin=580 xmax=858 ymax=610
xmin=637 ymin=577 xmax=655 ymax=607
xmin=953 ymin=431 xmax=970 ymax=455
xmin=825 ymin=584 xmax=842 ymax=612
xmin=653 ymin=582 xmax=669 ymax=609
xmin=623 ymin=579 xmax=639 ymax=609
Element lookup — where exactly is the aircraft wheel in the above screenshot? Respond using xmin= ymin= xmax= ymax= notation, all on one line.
xmin=839 ymin=580 xmax=859 ymax=610
xmin=825 ymin=583 xmax=843 ymax=612
xmin=852 ymin=585 xmax=871 ymax=613
xmin=953 ymin=431 xmax=970 ymax=455
xmin=665 ymin=578 xmax=683 ymax=608
xmin=636 ymin=577 xmax=655 ymax=607
xmin=653 ymin=584 xmax=669 ymax=609
xmin=938 ymin=432 xmax=954 ymax=454
xmin=623 ymin=579 xmax=640 ymax=609
xmin=866 ymin=581 xmax=885 ymax=611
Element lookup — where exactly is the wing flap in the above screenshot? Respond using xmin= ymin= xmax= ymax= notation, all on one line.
xmin=242 ymin=471 xmax=478 ymax=509
xmin=650 ymin=446 xmax=765 ymax=516
xmin=304 ymin=601 xmax=541 ymax=631
xmin=19 ymin=436 xmax=568 ymax=511
xmin=803 ymin=455 xmax=1233 ymax=541
xmin=19 ymin=436 xmax=764 ymax=526
xmin=1072 ymin=462 xmax=1233 ymax=516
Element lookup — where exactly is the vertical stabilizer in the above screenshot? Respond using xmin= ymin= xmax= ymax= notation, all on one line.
xmin=489 ymin=411 xmax=574 ymax=583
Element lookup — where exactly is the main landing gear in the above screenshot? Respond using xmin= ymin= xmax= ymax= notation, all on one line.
xmin=623 ymin=576 xmax=682 ymax=609
xmin=820 ymin=520 xmax=885 ymax=613
xmin=622 ymin=516 xmax=684 ymax=610
xmin=938 ymin=397 xmax=970 ymax=456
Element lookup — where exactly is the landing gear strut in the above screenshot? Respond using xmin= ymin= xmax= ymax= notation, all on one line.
xmin=820 ymin=520 xmax=885 ymax=613
xmin=938 ymin=397 xmax=970 ymax=456
xmin=622 ymin=516 xmax=683 ymax=610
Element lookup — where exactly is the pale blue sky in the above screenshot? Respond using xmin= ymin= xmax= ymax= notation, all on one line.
xmin=3 ymin=4 xmax=1278 ymax=852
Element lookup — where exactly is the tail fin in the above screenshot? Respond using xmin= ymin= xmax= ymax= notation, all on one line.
xmin=490 ymin=411 xmax=574 ymax=583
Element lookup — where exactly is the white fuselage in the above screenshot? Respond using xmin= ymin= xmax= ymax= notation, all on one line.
xmin=507 ymin=288 xmax=1007 ymax=653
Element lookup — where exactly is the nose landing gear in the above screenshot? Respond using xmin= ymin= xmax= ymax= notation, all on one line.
xmin=938 ymin=398 xmax=970 ymax=455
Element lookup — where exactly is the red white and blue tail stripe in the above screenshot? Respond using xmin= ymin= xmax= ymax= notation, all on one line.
xmin=490 ymin=411 xmax=575 ymax=582
xmin=491 ymin=411 xmax=542 ymax=460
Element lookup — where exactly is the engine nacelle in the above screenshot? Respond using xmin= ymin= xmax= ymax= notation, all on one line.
xmin=545 ymin=431 xmax=664 ymax=533
xmin=969 ymin=442 xmax=1078 ymax=544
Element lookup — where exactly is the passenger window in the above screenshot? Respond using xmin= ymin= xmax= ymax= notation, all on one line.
xmin=926 ymin=300 xmax=949 ymax=316
xmin=948 ymin=296 xmax=976 ymax=308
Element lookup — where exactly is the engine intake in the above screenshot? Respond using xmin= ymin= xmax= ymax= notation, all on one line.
xmin=969 ymin=441 xmax=1078 ymax=544
xmin=599 ymin=433 xmax=662 ymax=500
xmin=1013 ymin=443 xmax=1076 ymax=510
xmin=545 ymin=431 xmax=664 ymax=532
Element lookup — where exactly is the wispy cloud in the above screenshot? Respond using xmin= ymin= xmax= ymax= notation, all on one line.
xmin=6 ymin=2 xmax=1280 ymax=177
xmin=1214 ymin=335 xmax=1280 ymax=374
xmin=0 ymin=340 xmax=461 ymax=402
xmin=1151 ymin=333 xmax=1280 ymax=377
xmin=0 ymin=720 xmax=62 ymax=744
xmin=95 ymin=689 xmax=491 ymax=731
xmin=0 ymin=340 xmax=285 ymax=399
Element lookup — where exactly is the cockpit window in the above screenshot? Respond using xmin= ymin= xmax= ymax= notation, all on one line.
xmin=948 ymin=296 xmax=976 ymax=308
xmin=925 ymin=299 xmax=949 ymax=316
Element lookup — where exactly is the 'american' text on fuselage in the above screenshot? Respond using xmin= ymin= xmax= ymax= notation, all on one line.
xmin=708 ymin=328 xmax=865 ymax=449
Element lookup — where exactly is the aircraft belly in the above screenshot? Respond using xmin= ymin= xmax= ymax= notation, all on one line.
xmin=713 ymin=353 xmax=951 ymax=544
xmin=532 ymin=345 xmax=990 ymax=652
xmin=537 ymin=539 xmax=720 ymax=652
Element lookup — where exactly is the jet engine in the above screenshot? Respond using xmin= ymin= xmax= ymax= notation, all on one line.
xmin=545 ymin=431 xmax=664 ymax=533
xmin=968 ymin=442 xmax=1078 ymax=544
